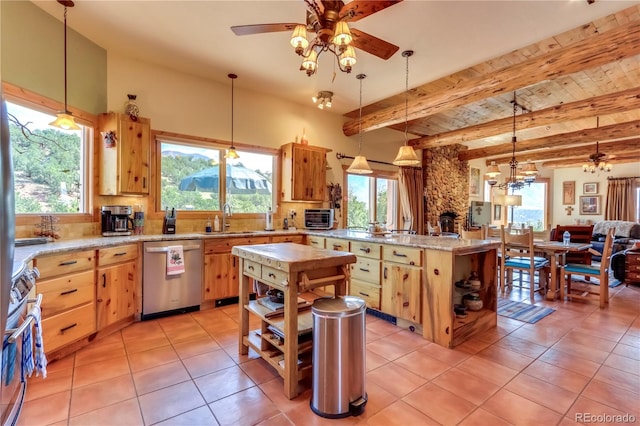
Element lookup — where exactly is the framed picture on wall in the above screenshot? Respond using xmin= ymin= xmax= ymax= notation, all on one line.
xmin=562 ymin=181 xmax=575 ymax=205
xmin=579 ymin=195 xmax=601 ymax=215
xmin=583 ymin=182 xmax=598 ymax=194
xmin=469 ymin=167 xmax=480 ymax=196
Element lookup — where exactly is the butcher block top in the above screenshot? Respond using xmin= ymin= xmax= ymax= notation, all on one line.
xmin=232 ymin=242 xmax=356 ymax=273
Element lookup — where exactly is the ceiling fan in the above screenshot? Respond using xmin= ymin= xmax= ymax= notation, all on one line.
xmin=231 ymin=0 xmax=402 ymax=76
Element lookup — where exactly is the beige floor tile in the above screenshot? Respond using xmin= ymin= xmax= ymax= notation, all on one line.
xmin=164 ymin=323 xmax=211 ymax=343
xmin=124 ymin=334 xmax=171 ymax=354
xmin=209 ymin=386 xmax=281 ymax=426
xmin=482 ymin=389 xmax=563 ymax=425
xmin=457 ymin=407 xmax=513 ymax=426
xmin=74 ymin=338 xmax=126 ymax=367
xmin=45 ymin=354 xmax=75 ymax=374
xmin=132 ymin=359 xmax=191 ymax=395
xmin=25 ymin=369 xmax=72 ymax=402
xmin=581 ymin=380 xmax=640 ymax=417
xmin=504 ymin=373 xmax=579 ymax=414
xmin=432 ymin=367 xmax=501 ymax=405
xmin=221 ymin=342 xmax=261 ymax=364
xmin=393 ymin=348 xmax=452 ymax=380
xmin=366 ymin=335 xmax=419 ymax=361
xmin=404 ymin=382 xmax=477 ymax=425
xmin=121 ymin=320 xmax=165 ymax=341
xmin=183 ymin=348 xmax=236 ymax=378
xmin=68 ymin=397 xmax=144 ymax=426
xmin=17 ymin=390 xmax=71 ymax=426
xmin=209 ymin=327 xmax=241 ymax=347
xmin=138 ymin=380 xmax=206 ymax=425
xmin=365 ymin=348 xmax=390 ymax=371
xmin=127 ymin=344 xmax=180 ymax=372
xmin=495 ymin=334 xmax=549 ymax=358
xmin=538 ymin=348 xmax=601 ymax=378
xmin=521 ymin=359 xmax=591 ymax=394
xmin=367 ymin=363 xmax=426 ymax=398
xmin=70 ymin=374 xmax=137 ymax=417
xmin=593 ymin=364 xmax=640 ymax=394
xmin=364 ymin=400 xmax=438 ymax=426
xmin=72 ymin=354 xmax=130 ymax=388
xmin=240 ymin=357 xmax=280 ymax=385
xmin=456 ymin=355 xmax=519 ymax=387
xmin=155 ymin=405 xmax=219 ymax=426
xmin=173 ymin=335 xmax=221 ymax=359
xmin=259 ymin=377 xmax=312 ymax=414
xmin=352 ymin=381 xmax=398 ymax=421
xmin=418 ymin=342 xmax=471 ymax=366
xmin=476 ymin=345 xmax=535 ymax=371
xmin=194 ymin=365 xmax=256 ymax=403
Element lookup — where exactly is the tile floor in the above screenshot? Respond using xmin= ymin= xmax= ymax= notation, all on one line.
xmin=18 ymin=282 xmax=640 ymax=426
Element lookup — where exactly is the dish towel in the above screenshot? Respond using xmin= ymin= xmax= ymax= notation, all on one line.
xmin=31 ymin=304 xmax=47 ymax=378
xmin=21 ymin=321 xmax=34 ymax=379
xmin=167 ymin=245 xmax=185 ymax=275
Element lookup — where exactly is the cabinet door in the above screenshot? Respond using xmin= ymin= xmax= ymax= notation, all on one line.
xmin=382 ymin=263 xmax=421 ymax=323
xmin=203 ymin=253 xmax=239 ymax=301
xmin=119 ymin=118 xmax=150 ymax=194
xmin=96 ymin=261 xmax=136 ymax=329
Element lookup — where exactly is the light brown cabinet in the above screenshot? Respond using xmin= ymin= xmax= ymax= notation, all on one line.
xmin=381 ymin=245 xmax=422 ymax=323
xmin=281 ymin=143 xmax=330 ymax=202
xmin=349 ymin=240 xmax=382 ymax=309
xmin=98 ymin=112 xmax=150 ymax=195
xmin=96 ymin=244 xmax=138 ymax=329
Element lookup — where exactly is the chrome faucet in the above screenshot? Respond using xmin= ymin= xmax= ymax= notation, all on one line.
xmin=222 ymin=202 xmax=232 ymax=231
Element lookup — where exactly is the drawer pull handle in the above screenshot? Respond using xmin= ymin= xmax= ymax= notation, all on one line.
xmin=247 ymin=265 xmax=254 ymax=271
xmin=403 ymin=302 xmax=409 ymax=307
xmin=360 ymin=247 xmax=371 ymax=254
xmin=311 ymin=241 xmax=319 ymax=245
xmin=268 ymin=273 xmax=276 ymax=278
xmin=60 ymin=288 xmax=78 ymax=296
xmin=393 ymin=251 xmax=407 ymax=258
xmin=383 ymin=267 xmax=388 ymax=279
xmin=114 ymin=252 xmax=127 ymax=256
xmin=60 ymin=323 xmax=77 ymax=334
xmin=333 ymin=245 xmax=342 ymax=250
xmin=403 ymin=273 xmax=409 ymax=280
xmin=359 ymin=268 xmax=370 ymax=272
xmin=358 ymin=291 xmax=370 ymax=297
xmin=410 ymin=261 xmax=415 ymax=265
xmin=59 ymin=260 xmax=78 ymax=266
xmin=102 ymin=273 xmax=107 ymax=288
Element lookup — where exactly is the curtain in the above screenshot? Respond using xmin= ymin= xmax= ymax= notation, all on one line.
xmin=398 ymin=167 xmax=424 ymax=234
xmin=605 ymin=177 xmax=636 ymax=221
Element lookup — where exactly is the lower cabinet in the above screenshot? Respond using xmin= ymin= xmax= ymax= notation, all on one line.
xmin=381 ymin=263 xmax=422 ymax=323
xmin=96 ymin=244 xmax=138 ymax=330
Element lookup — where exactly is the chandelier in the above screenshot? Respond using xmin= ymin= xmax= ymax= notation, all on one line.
xmin=290 ymin=19 xmax=356 ymax=76
xmin=312 ymin=91 xmax=333 ymax=109
xmin=487 ymin=92 xmax=538 ymax=191
xmin=583 ymin=117 xmax=612 ymax=173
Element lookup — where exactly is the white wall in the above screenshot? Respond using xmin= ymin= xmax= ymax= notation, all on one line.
xmin=106 ymin=53 xmax=409 ymax=186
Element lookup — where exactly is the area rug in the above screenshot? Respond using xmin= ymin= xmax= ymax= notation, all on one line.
xmin=497 ymin=299 xmax=555 ymax=324
xmin=569 ymin=275 xmax=622 ymax=288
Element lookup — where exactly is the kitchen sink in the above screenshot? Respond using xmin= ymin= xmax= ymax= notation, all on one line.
xmin=14 ymin=237 xmax=50 ymax=247
xmin=200 ymin=231 xmax=261 ymax=235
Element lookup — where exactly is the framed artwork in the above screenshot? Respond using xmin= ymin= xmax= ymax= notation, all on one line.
xmin=469 ymin=167 xmax=480 ymax=196
xmin=583 ymin=182 xmax=598 ymax=194
xmin=579 ymin=195 xmax=601 ymax=215
xmin=562 ymin=181 xmax=575 ymax=205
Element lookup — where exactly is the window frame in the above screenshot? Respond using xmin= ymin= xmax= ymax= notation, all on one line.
xmin=152 ymin=130 xmax=279 ymax=220
xmin=3 ymin=82 xmax=94 ymax=225
xmin=342 ymin=165 xmax=400 ymax=230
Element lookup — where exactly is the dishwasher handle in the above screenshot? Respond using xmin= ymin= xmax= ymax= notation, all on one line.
xmin=145 ymin=245 xmax=201 ymax=253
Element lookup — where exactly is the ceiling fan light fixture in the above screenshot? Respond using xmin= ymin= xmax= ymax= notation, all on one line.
xmin=302 ymin=49 xmax=319 ymax=76
xmin=332 ymin=21 xmax=353 ymax=49
xmin=290 ymin=24 xmax=309 ymax=55
xmin=338 ymin=46 xmax=357 ymax=72
xmin=313 ymin=91 xmax=333 ymax=109
xmin=583 ymin=116 xmax=612 ymax=174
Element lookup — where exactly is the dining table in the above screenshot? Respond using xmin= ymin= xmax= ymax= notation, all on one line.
xmin=531 ymin=241 xmax=593 ymax=301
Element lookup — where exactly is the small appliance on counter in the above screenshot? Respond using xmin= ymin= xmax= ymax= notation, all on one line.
xmin=265 ymin=207 xmax=274 ymax=231
xmin=304 ymin=208 xmax=334 ymax=230
xmin=101 ymin=205 xmax=133 ymax=236
xmin=163 ymin=208 xmax=176 ymax=234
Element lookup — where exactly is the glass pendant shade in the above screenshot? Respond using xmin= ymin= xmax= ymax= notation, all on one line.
xmin=49 ymin=112 xmax=80 ymax=130
xmin=225 ymin=147 xmax=239 ymax=159
xmin=225 ymin=73 xmax=239 ymax=160
xmin=504 ymin=194 xmax=522 ymax=207
xmin=485 ymin=161 xmax=501 ymax=178
xmin=393 ymin=145 xmax=420 ymax=166
xmin=333 ymin=21 xmax=353 ymax=48
xmin=347 ymin=155 xmax=373 ymax=174
xmin=521 ymin=161 xmax=538 ymax=176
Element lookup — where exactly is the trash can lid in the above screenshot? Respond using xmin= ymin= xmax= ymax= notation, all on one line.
xmin=312 ymin=296 xmax=366 ymax=317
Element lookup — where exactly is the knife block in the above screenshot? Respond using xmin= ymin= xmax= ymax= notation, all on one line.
xmin=162 ymin=217 xmax=176 ymax=234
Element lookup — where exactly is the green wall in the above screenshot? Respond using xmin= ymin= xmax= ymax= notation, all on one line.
xmin=1 ymin=1 xmax=106 ymax=115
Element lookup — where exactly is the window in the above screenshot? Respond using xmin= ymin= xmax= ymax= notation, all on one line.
xmin=345 ymin=170 xmax=399 ymax=229
xmin=7 ymin=101 xmax=88 ymax=214
xmin=158 ymin=138 xmax=276 ymax=213
xmin=511 ymin=179 xmax=549 ymax=231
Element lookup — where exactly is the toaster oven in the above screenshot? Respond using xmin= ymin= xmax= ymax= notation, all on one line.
xmin=304 ymin=209 xmax=334 ymax=230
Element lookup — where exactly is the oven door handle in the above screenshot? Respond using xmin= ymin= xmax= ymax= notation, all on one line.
xmin=145 ymin=245 xmax=201 ymax=253
xmin=6 ymin=294 xmax=43 ymax=343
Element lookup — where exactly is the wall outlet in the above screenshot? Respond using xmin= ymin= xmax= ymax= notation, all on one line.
xmin=289 ymin=209 xmax=296 ymax=217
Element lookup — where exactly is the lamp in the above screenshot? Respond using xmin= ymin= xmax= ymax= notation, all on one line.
xmin=487 ymin=91 xmax=536 ymax=191
xmin=312 ymin=91 xmax=333 ymax=110
xmin=347 ymin=74 xmax=372 ymax=175
xmin=291 ymin=20 xmax=356 ymax=76
xmin=225 ymin=73 xmax=239 ymax=160
xmin=583 ymin=117 xmax=612 ymax=173
xmin=49 ymin=0 xmax=80 ymax=131
xmin=393 ymin=50 xmax=420 ymax=166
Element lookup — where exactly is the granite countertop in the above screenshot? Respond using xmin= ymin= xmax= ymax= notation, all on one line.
xmin=12 ymin=228 xmax=499 ymax=280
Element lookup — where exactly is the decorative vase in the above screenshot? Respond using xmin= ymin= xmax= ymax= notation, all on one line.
xmin=124 ymin=94 xmax=140 ymax=121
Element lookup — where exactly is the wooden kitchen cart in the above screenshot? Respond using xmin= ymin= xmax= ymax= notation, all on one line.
xmin=232 ymin=243 xmax=356 ymax=399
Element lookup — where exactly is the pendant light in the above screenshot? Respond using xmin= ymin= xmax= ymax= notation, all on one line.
xmin=49 ymin=0 xmax=81 ymax=131
xmin=347 ymin=74 xmax=372 ymax=174
xmin=225 ymin=73 xmax=239 ymax=159
xmin=393 ymin=50 xmax=420 ymax=166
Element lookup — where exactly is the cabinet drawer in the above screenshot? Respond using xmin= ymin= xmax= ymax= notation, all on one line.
xmin=42 ymin=302 xmax=96 ymax=353
xmin=261 ymin=265 xmax=289 ymax=287
xmin=350 ymin=258 xmax=381 ymax=284
xmin=98 ymin=244 xmax=138 ymax=267
xmin=306 ymin=236 xmax=325 ymax=248
xmin=626 ymin=271 xmax=640 ymax=281
xmin=626 ymin=263 xmax=640 ymax=273
xmin=205 ymin=236 xmax=270 ymax=254
xmin=350 ymin=279 xmax=380 ymax=309
xmin=35 ymin=250 xmax=95 ymax=279
xmin=325 ymin=238 xmax=349 ymax=252
xmin=383 ymin=246 xmax=423 ymax=266
xmin=350 ymin=241 xmax=381 ymax=259
xmin=243 ymin=260 xmax=261 ymax=277
xmin=271 ymin=235 xmax=304 ymax=244
xmin=39 ymin=270 xmax=95 ymax=317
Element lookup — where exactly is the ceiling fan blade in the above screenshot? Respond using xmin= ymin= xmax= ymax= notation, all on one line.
xmin=340 ymin=0 xmax=403 ymax=22
xmin=231 ymin=23 xmax=301 ymax=36
xmin=350 ymin=28 xmax=399 ymax=60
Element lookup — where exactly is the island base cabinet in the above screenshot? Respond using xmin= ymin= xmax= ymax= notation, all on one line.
xmin=381 ymin=264 xmax=421 ymax=323
xmin=42 ymin=303 xmax=96 ymax=353
xmin=423 ymin=248 xmax=497 ymax=348
xmin=96 ymin=261 xmax=137 ymax=329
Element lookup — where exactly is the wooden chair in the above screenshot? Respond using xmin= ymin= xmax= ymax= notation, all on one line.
xmin=460 ymin=225 xmax=487 ymax=240
xmin=500 ymin=225 xmax=550 ymax=300
xmin=562 ymin=227 xmax=614 ymax=309
xmin=552 ymin=224 xmax=594 ymax=265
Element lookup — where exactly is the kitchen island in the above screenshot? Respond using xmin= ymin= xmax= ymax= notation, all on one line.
xmin=232 ymin=243 xmax=357 ymax=399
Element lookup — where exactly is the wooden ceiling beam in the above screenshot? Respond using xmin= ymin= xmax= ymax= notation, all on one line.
xmin=459 ymin=120 xmax=640 ymax=161
xmin=409 ymin=87 xmax=640 ymax=149
xmin=484 ymin=138 xmax=640 ymax=165
xmin=342 ymin=20 xmax=640 ymax=136
xmin=542 ymin=153 xmax=640 ymax=169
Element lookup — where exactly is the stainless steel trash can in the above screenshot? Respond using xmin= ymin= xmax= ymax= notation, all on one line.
xmin=310 ymin=296 xmax=367 ymax=418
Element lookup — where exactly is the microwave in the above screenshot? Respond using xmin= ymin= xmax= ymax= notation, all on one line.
xmin=304 ymin=209 xmax=334 ymax=230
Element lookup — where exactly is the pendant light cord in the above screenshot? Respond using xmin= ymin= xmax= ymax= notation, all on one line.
xmin=63 ymin=5 xmax=69 ymax=112
xmin=404 ymin=51 xmax=409 ymax=145
xmin=358 ymin=74 xmax=364 ymax=153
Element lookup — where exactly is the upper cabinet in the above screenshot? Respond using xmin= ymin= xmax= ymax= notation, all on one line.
xmin=281 ymin=143 xmax=330 ymax=202
xmin=98 ymin=113 xmax=150 ymax=195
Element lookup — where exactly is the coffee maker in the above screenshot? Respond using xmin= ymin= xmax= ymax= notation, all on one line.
xmin=101 ymin=205 xmax=133 ymax=236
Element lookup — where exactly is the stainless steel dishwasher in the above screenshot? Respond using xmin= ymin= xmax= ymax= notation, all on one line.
xmin=142 ymin=240 xmax=203 ymax=320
